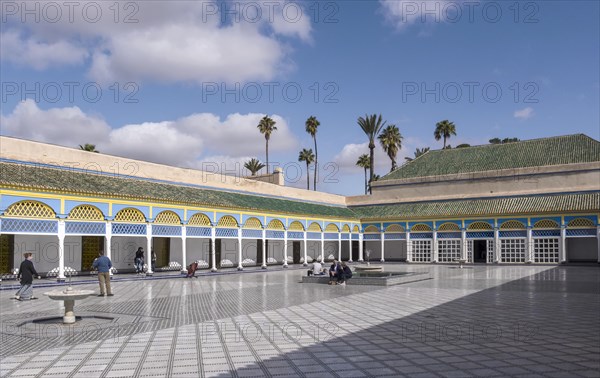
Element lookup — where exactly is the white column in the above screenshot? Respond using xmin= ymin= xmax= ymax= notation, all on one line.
xmin=494 ymin=227 xmax=500 ymax=263
xmin=237 ymin=227 xmax=243 ymax=271
xmin=320 ymin=232 xmax=325 ymax=263
xmin=181 ymin=225 xmax=187 ymax=273
xmin=348 ymin=233 xmax=353 ymax=263
xmin=432 ymin=229 xmax=438 ymax=263
xmin=597 ymin=226 xmax=600 ymax=263
xmin=57 ymin=219 xmax=66 ymax=281
xmin=106 ymin=221 xmax=113 ymax=276
xmin=526 ymin=226 xmax=534 ymax=263
xmin=461 ymin=228 xmax=467 ymax=260
xmin=338 ymin=232 xmax=342 ymax=261
xmin=406 ymin=232 xmax=412 ymax=262
xmin=146 ymin=224 xmax=153 ymax=275
xmin=358 ymin=233 xmax=364 ymax=262
xmin=560 ymin=225 xmax=567 ymax=263
xmin=211 ymin=225 xmax=217 ymax=272
xmin=303 ymin=231 xmax=308 ymax=266
xmin=380 ymin=232 xmax=385 ymax=262
xmin=283 ymin=230 xmax=289 ymax=268
xmin=261 ymin=228 xmax=267 ymax=269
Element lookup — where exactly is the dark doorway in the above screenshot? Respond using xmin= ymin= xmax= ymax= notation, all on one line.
xmin=82 ymin=236 xmax=104 ymax=271
xmin=215 ymin=239 xmax=222 ymax=268
xmin=292 ymin=242 xmax=301 ymax=264
xmin=256 ymin=239 xmax=263 ymax=266
xmin=473 ymin=240 xmax=487 ymax=263
xmin=152 ymin=237 xmax=170 ymax=268
xmin=0 ymin=234 xmax=14 ymax=274
xmin=352 ymin=241 xmax=360 ymax=261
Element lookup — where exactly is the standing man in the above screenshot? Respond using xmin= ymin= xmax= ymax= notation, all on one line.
xmin=14 ymin=253 xmax=40 ymax=301
xmin=151 ymin=248 xmax=157 ymax=272
xmin=93 ymin=250 xmax=114 ymax=297
xmin=134 ymin=247 xmax=144 ymax=274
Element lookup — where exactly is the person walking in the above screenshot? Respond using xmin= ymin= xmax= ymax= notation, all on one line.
xmin=14 ymin=253 xmax=40 ymax=301
xmin=134 ymin=247 xmax=144 ymax=274
xmin=92 ymin=250 xmax=113 ymax=297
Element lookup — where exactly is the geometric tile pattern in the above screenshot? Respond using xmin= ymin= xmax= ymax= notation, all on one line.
xmin=187 ymin=227 xmax=212 ymax=237
xmin=566 ymin=229 xmax=596 ymax=237
xmin=216 ymin=228 xmax=238 ymax=238
xmin=306 ymin=232 xmax=321 ymax=240
xmin=152 ymin=225 xmax=182 ymax=236
xmin=467 ymin=231 xmax=494 ymax=238
xmin=0 ymin=218 xmax=58 ymax=234
xmin=499 ymin=230 xmax=527 ymax=238
xmin=323 ymin=233 xmax=338 ymax=240
xmin=287 ymin=232 xmax=303 ymax=240
xmin=532 ymin=229 xmax=560 ymax=237
xmin=4 ymin=200 xmax=56 ymax=218
xmin=438 ymin=232 xmax=462 ymax=239
xmin=410 ymin=233 xmax=433 ymax=239
xmin=111 ymin=223 xmax=147 ymax=235
xmin=265 ymin=230 xmax=284 ymax=239
xmin=65 ymin=221 xmax=106 ymax=235
xmin=1 ymin=265 xmax=599 ymax=378
xmin=363 ymin=234 xmax=381 ymax=240
xmin=384 ymin=233 xmax=405 ymax=240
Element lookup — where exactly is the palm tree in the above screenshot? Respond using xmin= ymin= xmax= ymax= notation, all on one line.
xmin=305 ymin=116 xmax=320 ymax=191
xmin=378 ymin=125 xmax=403 ymax=172
xmin=79 ymin=143 xmax=99 ymax=153
xmin=257 ymin=116 xmax=277 ymax=173
xmin=244 ymin=158 xmax=265 ymax=176
xmin=298 ymin=148 xmax=315 ymax=190
xmin=405 ymin=147 xmax=430 ymax=162
xmin=434 ymin=120 xmax=457 ymax=148
xmin=357 ymin=114 xmax=386 ymax=194
xmin=356 ymin=154 xmax=370 ymax=195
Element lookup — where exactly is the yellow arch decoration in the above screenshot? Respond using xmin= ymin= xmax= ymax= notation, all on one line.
xmin=217 ymin=216 xmax=238 ymax=228
xmin=154 ymin=211 xmax=181 ymax=225
xmin=288 ymin=221 xmax=305 ymax=231
xmin=385 ymin=224 xmax=405 ymax=232
xmin=188 ymin=213 xmax=211 ymax=226
xmin=411 ymin=224 xmax=432 ymax=232
xmin=533 ymin=219 xmax=560 ymax=229
xmin=307 ymin=222 xmax=322 ymax=232
xmin=267 ymin=219 xmax=285 ymax=230
xmin=364 ymin=225 xmax=379 ymax=233
xmin=68 ymin=205 xmax=104 ymax=221
xmin=114 ymin=208 xmax=146 ymax=223
xmin=438 ymin=222 xmax=460 ymax=232
xmin=325 ymin=223 xmax=339 ymax=232
xmin=467 ymin=221 xmax=493 ymax=231
xmin=567 ymin=218 xmax=595 ymax=228
xmin=243 ymin=217 xmax=263 ymax=229
xmin=5 ymin=200 xmax=56 ymax=219
xmin=341 ymin=224 xmax=351 ymax=233
xmin=352 ymin=225 xmax=360 ymax=233
xmin=500 ymin=220 xmax=526 ymax=230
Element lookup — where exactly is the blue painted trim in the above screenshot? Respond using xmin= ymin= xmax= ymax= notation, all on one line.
xmin=216 ymin=212 xmax=240 ymax=225
xmin=112 ymin=204 xmax=150 ymax=219
xmin=153 ymin=207 xmax=184 ymax=221
xmin=64 ymin=200 xmax=109 ymax=217
xmin=0 ymin=195 xmax=60 ymax=215
xmin=498 ymin=218 xmax=528 ymax=227
xmin=464 ymin=219 xmax=495 ymax=228
xmin=408 ymin=221 xmax=433 ymax=230
xmin=564 ymin=215 xmax=598 ymax=225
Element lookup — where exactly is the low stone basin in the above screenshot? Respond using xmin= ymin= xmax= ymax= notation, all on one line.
xmin=354 ymin=265 xmax=384 ymax=272
xmin=44 ymin=288 xmax=95 ymax=324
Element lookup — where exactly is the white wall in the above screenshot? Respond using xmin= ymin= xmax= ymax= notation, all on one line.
xmin=170 ymin=238 xmax=183 ymax=265
xmin=385 ymin=240 xmax=407 ymax=261
xmin=364 ymin=240 xmax=382 ymax=260
xmin=186 ymin=239 xmax=211 ymax=265
xmin=109 ymin=236 xmax=146 ymax=270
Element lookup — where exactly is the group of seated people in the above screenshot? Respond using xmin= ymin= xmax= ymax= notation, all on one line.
xmin=307 ymin=259 xmax=352 ymax=285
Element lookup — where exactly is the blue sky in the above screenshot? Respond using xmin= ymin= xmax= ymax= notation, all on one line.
xmin=1 ymin=1 xmax=598 ymax=196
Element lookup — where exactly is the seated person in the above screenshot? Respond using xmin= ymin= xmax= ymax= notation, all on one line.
xmin=337 ymin=262 xmax=353 ymax=285
xmin=329 ymin=259 xmax=340 ymax=284
xmin=308 ymin=260 xmax=324 ymax=276
xmin=186 ymin=262 xmax=199 ymax=278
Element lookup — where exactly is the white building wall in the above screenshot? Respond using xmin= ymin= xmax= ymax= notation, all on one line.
xmin=186 ymin=239 xmax=210 ymax=265
xmin=170 ymin=238 xmax=182 ymax=265
xmin=110 ymin=236 xmax=145 ymax=270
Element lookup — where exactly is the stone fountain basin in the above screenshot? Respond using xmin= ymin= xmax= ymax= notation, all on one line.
xmin=44 ymin=290 xmax=95 ymax=300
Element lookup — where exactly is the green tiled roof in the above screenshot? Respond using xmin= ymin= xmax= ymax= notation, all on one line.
xmin=351 ymin=192 xmax=600 ymax=220
xmin=0 ymin=162 xmax=356 ymax=219
xmin=381 ymin=134 xmax=600 ymax=181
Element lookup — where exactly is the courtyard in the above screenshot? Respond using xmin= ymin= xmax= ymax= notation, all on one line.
xmin=0 ymin=264 xmax=598 ymax=377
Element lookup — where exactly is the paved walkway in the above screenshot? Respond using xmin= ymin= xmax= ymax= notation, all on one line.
xmin=0 ymin=264 xmax=598 ymax=377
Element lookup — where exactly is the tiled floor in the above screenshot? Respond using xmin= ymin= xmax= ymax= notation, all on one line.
xmin=1 ymin=264 xmax=599 ymax=377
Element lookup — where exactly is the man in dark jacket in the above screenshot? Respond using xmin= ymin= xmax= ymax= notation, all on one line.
xmin=15 ymin=253 xmax=39 ymax=301
xmin=92 ymin=250 xmax=113 ymax=296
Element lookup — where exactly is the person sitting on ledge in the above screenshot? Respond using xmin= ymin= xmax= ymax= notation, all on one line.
xmin=328 ymin=259 xmax=341 ymax=285
xmin=336 ymin=261 xmax=353 ymax=286
xmin=186 ymin=262 xmax=199 ymax=278
xmin=308 ymin=259 xmax=324 ymax=276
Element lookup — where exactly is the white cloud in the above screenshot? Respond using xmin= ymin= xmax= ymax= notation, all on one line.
xmin=0 ymin=31 xmax=89 ymax=70
xmin=380 ymin=0 xmax=456 ymax=30
xmin=2 ymin=1 xmax=312 ymax=84
xmin=514 ymin=107 xmax=535 ymax=120
xmin=0 ymin=101 xmax=298 ymax=167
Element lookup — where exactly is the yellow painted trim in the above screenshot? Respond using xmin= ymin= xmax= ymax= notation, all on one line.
xmin=60 ymin=198 xmax=65 ymax=215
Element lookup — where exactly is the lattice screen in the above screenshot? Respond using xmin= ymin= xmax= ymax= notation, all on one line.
xmin=411 ymin=224 xmax=432 ymax=232
xmin=534 ymin=238 xmax=559 ymax=263
xmin=5 ymin=201 xmax=55 ymax=219
xmin=438 ymin=240 xmax=461 ymax=262
xmin=324 ymin=223 xmax=339 ymax=232
xmin=341 ymin=224 xmax=351 ymax=233
xmin=267 ymin=219 xmax=285 ymax=230
xmin=411 ymin=240 xmax=431 ymax=262
xmin=567 ymin=218 xmax=595 ymax=228
xmin=487 ymin=240 xmax=495 ymax=263
xmin=352 ymin=225 xmax=360 ymax=233
xmin=386 ymin=224 xmax=405 ymax=232
xmin=288 ymin=221 xmax=304 ymax=231
xmin=467 ymin=221 xmax=493 ymax=230
xmin=188 ymin=213 xmax=211 ymax=226
xmin=242 ymin=217 xmax=262 ymax=229
xmin=438 ymin=222 xmax=460 ymax=231
xmin=500 ymin=220 xmax=526 ymax=230
xmin=307 ymin=223 xmax=322 ymax=232
xmin=533 ymin=219 xmax=559 ymax=229
xmin=68 ymin=205 xmax=104 ymax=221
xmin=114 ymin=208 xmax=146 ymax=223
xmin=154 ymin=211 xmax=181 ymax=225
xmin=217 ymin=216 xmax=238 ymax=228
xmin=500 ymin=239 xmax=526 ymax=262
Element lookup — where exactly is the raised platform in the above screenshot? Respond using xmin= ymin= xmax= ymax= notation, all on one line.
xmin=301 ymin=271 xmax=431 ymax=286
